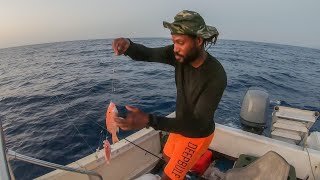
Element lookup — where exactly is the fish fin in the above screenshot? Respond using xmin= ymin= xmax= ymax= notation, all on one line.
xmin=112 ymin=135 xmax=120 ymax=144
xmin=112 ymin=106 xmax=118 ymax=113
xmin=117 ymin=127 xmax=119 ymax=133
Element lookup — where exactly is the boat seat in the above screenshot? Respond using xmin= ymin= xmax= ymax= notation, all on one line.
xmin=233 ymin=153 xmax=296 ymax=180
xmin=225 ymin=151 xmax=291 ymax=180
xmin=273 ymin=121 xmax=308 ymax=133
xmin=271 ymin=129 xmax=302 ymax=144
xmin=271 ymin=106 xmax=319 ymax=146
xmin=274 ymin=106 xmax=317 ymax=123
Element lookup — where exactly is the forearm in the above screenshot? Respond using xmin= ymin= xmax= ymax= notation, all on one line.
xmin=124 ymin=39 xmax=175 ymax=65
xmin=148 ymin=115 xmax=179 ymax=132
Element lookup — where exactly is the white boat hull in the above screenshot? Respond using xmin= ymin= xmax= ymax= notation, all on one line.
xmin=37 ymin=128 xmax=162 ymax=180
xmin=212 ymin=123 xmax=320 ymax=180
xmin=37 ymin=113 xmax=320 ymax=180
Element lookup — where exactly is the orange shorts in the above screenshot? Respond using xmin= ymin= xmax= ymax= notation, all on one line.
xmin=163 ymin=132 xmax=214 ymax=180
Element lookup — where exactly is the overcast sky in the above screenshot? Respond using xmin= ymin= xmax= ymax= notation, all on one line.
xmin=1 ymin=0 xmax=320 ymax=49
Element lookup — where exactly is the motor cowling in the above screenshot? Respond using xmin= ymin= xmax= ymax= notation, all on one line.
xmin=240 ymin=87 xmax=269 ymax=135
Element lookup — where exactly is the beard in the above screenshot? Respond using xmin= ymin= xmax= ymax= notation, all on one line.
xmin=174 ymin=47 xmax=200 ymax=64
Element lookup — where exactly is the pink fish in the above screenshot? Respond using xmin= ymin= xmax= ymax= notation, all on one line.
xmin=103 ymin=138 xmax=111 ymax=164
xmin=106 ymin=101 xmax=120 ymax=144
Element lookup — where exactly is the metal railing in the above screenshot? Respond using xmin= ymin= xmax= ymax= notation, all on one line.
xmin=0 ymin=120 xmax=103 ymax=180
xmin=0 ymin=120 xmax=12 ymax=180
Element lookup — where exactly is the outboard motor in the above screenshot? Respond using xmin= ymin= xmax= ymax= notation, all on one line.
xmin=240 ymin=87 xmax=269 ymax=135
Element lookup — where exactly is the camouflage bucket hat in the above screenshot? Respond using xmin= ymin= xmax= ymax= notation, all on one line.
xmin=163 ymin=10 xmax=219 ymax=44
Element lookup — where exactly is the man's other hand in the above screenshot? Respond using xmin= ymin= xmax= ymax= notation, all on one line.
xmin=114 ymin=106 xmax=149 ymax=130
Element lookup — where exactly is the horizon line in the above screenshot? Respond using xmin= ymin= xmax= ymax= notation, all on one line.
xmin=1 ymin=37 xmax=319 ymax=51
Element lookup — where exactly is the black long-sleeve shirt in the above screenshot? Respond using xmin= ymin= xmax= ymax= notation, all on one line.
xmin=124 ymin=40 xmax=227 ymax=138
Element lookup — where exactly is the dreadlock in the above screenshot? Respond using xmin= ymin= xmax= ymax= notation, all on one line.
xmin=204 ymin=34 xmax=218 ymax=51
xmin=188 ymin=34 xmax=218 ymax=51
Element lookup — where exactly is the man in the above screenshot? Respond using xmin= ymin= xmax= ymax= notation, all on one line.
xmin=112 ymin=10 xmax=227 ymax=180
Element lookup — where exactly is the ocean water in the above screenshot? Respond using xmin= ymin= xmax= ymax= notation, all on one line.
xmin=0 ymin=38 xmax=319 ymax=179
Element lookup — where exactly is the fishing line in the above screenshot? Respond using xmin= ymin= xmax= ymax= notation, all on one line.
xmin=108 ymin=55 xmax=165 ymax=162
xmin=306 ymin=145 xmax=316 ymax=180
xmin=47 ymin=54 xmax=165 ymax=162
xmin=55 ymin=95 xmax=95 ymax=154
xmin=111 ymin=54 xmax=116 ymax=96
xmin=123 ymin=137 xmax=165 ymax=162
xmin=97 ymin=130 xmax=105 ymax=151
xmin=92 ymin=53 xmax=117 ymax=155
xmin=55 ymin=93 xmax=164 ymax=162
xmin=69 ymin=129 xmax=87 ymax=170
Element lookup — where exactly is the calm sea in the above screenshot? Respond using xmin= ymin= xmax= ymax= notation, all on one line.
xmin=0 ymin=38 xmax=319 ymax=179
